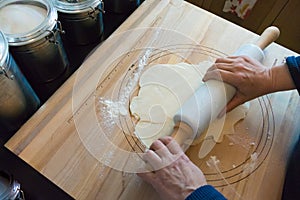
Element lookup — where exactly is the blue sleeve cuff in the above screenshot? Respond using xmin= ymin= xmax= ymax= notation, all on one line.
xmin=286 ymin=56 xmax=300 ymax=95
xmin=186 ymin=185 xmax=227 ymax=200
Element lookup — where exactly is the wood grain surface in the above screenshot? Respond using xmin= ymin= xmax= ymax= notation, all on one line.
xmin=5 ymin=0 xmax=299 ymax=199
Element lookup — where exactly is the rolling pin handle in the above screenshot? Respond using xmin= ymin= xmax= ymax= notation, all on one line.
xmin=171 ymin=121 xmax=194 ymax=151
xmin=256 ymin=26 xmax=280 ymax=50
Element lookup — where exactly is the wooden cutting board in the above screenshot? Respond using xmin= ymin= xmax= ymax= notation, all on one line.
xmin=5 ymin=0 xmax=299 ymax=199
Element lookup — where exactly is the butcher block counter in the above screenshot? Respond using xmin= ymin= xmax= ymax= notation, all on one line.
xmin=5 ymin=0 xmax=299 ymax=199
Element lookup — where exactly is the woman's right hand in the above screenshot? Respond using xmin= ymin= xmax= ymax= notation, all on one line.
xmin=203 ymin=56 xmax=294 ymax=114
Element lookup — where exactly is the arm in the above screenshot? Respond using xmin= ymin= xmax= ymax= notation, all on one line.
xmin=203 ymin=56 xmax=297 ymax=113
xmin=286 ymin=56 xmax=300 ymax=94
xmin=138 ymin=136 xmax=226 ymax=200
xmin=186 ymin=185 xmax=226 ymax=200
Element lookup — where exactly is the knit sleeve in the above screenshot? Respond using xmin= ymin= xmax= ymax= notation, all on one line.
xmin=286 ymin=56 xmax=300 ymax=95
xmin=185 ymin=185 xmax=227 ymax=200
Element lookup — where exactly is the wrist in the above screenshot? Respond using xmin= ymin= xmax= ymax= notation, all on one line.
xmin=184 ymin=183 xmax=208 ymax=199
xmin=270 ymin=64 xmax=296 ymax=92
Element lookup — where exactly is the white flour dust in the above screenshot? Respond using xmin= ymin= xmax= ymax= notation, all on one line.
xmin=206 ymin=155 xmax=243 ymax=199
xmin=242 ymin=152 xmax=258 ymax=175
xmin=226 ymin=134 xmax=256 ymax=150
xmin=98 ymin=50 xmax=152 ymax=131
xmin=206 ymin=156 xmax=220 ymax=167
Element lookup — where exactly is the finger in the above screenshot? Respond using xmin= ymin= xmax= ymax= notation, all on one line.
xmin=159 ymin=136 xmax=183 ymax=155
xmin=218 ymin=89 xmax=250 ymax=118
xmin=217 ymin=96 xmax=244 ymax=118
xmin=225 ymin=95 xmax=245 ymax=113
xmin=206 ymin=62 xmax=235 ymax=73
xmin=205 ymin=64 xmax=217 ymax=72
xmin=203 ymin=70 xmax=219 ymax=81
xmin=150 ymin=139 xmax=172 ymax=158
xmin=213 ymin=63 xmax=237 ymax=72
xmin=206 ymin=63 xmax=232 ymax=73
xmin=142 ymin=149 xmax=161 ymax=168
xmin=215 ymin=57 xmax=235 ymax=64
xmin=232 ymin=55 xmax=254 ymax=64
xmin=217 ymin=107 xmax=226 ymax=118
xmin=225 ymin=55 xmax=252 ymax=63
xmin=203 ymin=69 xmax=235 ymax=83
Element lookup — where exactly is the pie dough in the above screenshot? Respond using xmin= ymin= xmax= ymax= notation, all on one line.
xmin=130 ymin=62 xmax=209 ymax=147
xmin=130 ymin=62 xmax=248 ymax=148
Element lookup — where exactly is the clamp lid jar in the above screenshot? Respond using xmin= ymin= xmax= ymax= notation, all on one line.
xmin=0 ymin=30 xmax=40 ymax=134
xmin=0 ymin=31 xmax=8 ymax=69
xmin=0 ymin=0 xmax=58 ymax=46
xmin=53 ymin=0 xmax=104 ymax=45
xmin=55 ymin=0 xmax=104 ymax=13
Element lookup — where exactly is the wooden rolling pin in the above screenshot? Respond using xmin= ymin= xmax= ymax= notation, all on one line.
xmin=172 ymin=26 xmax=280 ymax=151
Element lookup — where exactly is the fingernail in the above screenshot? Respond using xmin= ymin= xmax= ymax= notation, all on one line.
xmin=217 ymin=110 xmax=225 ymax=118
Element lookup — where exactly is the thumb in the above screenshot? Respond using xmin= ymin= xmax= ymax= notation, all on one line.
xmin=225 ymin=95 xmax=246 ymax=113
xmin=218 ymin=95 xmax=245 ymax=118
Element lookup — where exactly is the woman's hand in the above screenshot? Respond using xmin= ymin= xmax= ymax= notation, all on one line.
xmin=203 ymin=56 xmax=294 ymax=114
xmin=138 ymin=136 xmax=207 ymax=200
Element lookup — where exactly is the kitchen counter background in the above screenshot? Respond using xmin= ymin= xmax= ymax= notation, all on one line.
xmin=0 ymin=9 xmax=136 ymax=200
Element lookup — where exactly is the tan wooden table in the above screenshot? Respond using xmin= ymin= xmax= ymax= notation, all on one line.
xmin=6 ymin=0 xmax=299 ymax=199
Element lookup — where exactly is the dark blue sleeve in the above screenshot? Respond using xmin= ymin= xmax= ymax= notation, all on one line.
xmin=286 ymin=56 xmax=300 ymax=95
xmin=185 ymin=185 xmax=227 ymax=200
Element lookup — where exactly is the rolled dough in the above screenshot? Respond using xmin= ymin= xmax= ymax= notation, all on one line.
xmin=130 ymin=62 xmax=248 ymax=148
xmin=130 ymin=62 xmax=209 ymax=147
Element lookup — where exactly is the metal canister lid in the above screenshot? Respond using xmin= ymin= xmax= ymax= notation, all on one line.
xmin=0 ymin=31 xmax=8 ymax=69
xmin=0 ymin=0 xmax=58 ymax=46
xmin=54 ymin=0 xmax=102 ymax=13
xmin=0 ymin=171 xmax=23 ymax=200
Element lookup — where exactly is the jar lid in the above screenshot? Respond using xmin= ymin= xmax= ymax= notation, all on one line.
xmin=54 ymin=0 xmax=102 ymax=13
xmin=0 ymin=31 xmax=8 ymax=68
xmin=0 ymin=0 xmax=58 ymax=46
xmin=0 ymin=171 xmax=21 ymax=200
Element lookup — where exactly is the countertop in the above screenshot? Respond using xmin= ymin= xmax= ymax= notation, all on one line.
xmin=4 ymin=0 xmax=300 ymax=199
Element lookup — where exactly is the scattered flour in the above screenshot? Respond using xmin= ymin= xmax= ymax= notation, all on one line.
xmin=242 ymin=152 xmax=258 ymax=175
xmin=206 ymin=155 xmax=220 ymax=167
xmin=206 ymin=155 xmax=243 ymax=199
xmin=98 ymin=50 xmax=152 ymax=130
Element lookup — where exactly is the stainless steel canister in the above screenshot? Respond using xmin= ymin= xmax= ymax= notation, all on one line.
xmin=0 ymin=31 xmax=40 ymax=135
xmin=103 ymin=0 xmax=140 ymax=14
xmin=0 ymin=171 xmax=25 ymax=200
xmin=0 ymin=0 xmax=70 ymax=102
xmin=54 ymin=0 xmax=105 ymax=45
